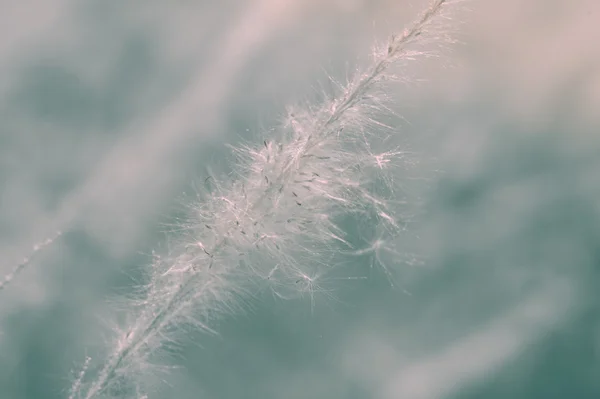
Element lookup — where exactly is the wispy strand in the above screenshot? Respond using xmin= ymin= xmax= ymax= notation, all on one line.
xmin=0 ymin=231 xmax=62 ymax=292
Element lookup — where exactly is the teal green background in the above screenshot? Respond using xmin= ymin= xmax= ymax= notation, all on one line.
xmin=1 ymin=1 xmax=599 ymax=398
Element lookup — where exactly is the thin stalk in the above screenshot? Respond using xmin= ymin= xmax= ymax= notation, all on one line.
xmin=79 ymin=1 xmax=450 ymax=397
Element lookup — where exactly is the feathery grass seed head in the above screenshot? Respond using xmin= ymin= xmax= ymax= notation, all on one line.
xmin=70 ymin=1 xmax=458 ymax=397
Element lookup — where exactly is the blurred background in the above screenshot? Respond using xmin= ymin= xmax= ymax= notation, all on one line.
xmin=1 ymin=0 xmax=599 ymax=398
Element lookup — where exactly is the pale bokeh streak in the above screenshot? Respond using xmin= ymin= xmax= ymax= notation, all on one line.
xmin=0 ymin=0 xmax=311 ymax=284
xmin=380 ymin=281 xmax=576 ymax=399
xmin=55 ymin=0 xmax=310 ymax=252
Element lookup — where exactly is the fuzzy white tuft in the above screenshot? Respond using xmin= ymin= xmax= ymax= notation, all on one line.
xmin=71 ymin=1 xmax=457 ymax=397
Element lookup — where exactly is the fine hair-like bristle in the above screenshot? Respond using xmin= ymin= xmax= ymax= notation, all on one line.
xmin=72 ymin=1 xmax=457 ymax=397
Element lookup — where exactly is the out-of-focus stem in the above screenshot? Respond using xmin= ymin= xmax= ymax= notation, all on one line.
xmin=0 ymin=231 xmax=62 ymax=292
